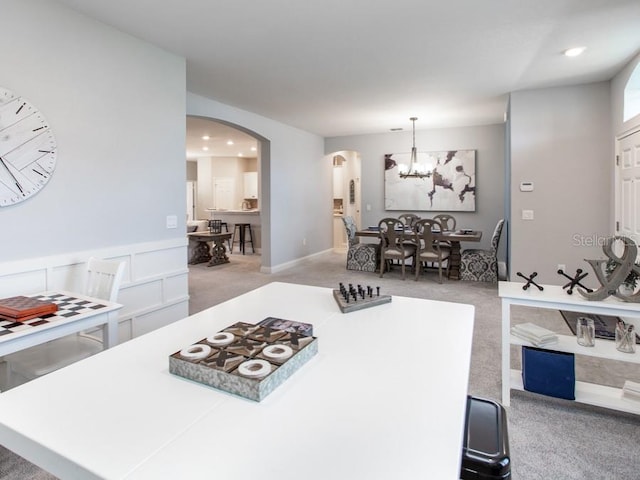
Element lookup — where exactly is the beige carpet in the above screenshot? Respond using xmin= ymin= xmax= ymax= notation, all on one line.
xmin=2 ymin=251 xmax=640 ymax=479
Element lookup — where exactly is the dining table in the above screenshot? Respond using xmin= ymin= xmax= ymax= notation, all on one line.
xmin=0 ymin=282 xmax=474 ymax=480
xmin=356 ymin=227 xmax=483 ymax=280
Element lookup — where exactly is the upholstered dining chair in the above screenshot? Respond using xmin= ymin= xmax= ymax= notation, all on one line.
xmin=5 ymin=257 xmax=126 ymax=387
xmin=413 ymin=219 xmax=450 ymax=283
xmin=398 ymin=213 xmax=421 ymax=228
xmin=433 ymin=214 xmax=457 ymax=231
xmin=342 ymin=216 xmax=379 ymax=272
xmin=378 ymin=217 xmax=416 ymax=280
xmin=460 ymin=219 xmax=505 ymax=282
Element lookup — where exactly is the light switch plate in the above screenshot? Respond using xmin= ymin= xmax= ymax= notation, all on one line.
xmin=522 ymin=210 xmax=534 ymax=220
xmin=166 ymin=215 xmax=178 ymax=229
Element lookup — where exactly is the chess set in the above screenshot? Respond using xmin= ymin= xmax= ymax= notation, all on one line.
xmin=332 ymin=282 xmax=391 ymax=313
xmin=0 ymin=293 xmax=108 ymax=336
xmin=169 ymin=319 xmax=318 ymax=401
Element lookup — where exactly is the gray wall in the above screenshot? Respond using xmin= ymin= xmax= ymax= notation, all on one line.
xmin=325 ymin=124 xmax=507 ymax=259
xmin=509 ymin=82 xmax=612 ymax=285
xmin=1 ymin=0 xmax=186 ymax=263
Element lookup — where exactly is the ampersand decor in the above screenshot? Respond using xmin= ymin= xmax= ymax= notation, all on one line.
xmin=579 ymin=236 xmax=640 ymax=302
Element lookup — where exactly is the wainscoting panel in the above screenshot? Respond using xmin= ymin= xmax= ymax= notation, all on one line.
xmin=0 ymin=239 xmax=190 ymax=344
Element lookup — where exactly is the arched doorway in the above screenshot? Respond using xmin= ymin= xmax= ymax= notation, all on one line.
xmin=186 ymin=115 xmax=271 ymax=267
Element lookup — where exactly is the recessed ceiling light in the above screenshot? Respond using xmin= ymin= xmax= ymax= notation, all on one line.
xmin=201 ymin=135 xmax=210 ymax=140
xmin=237 ymin=153 xmax=243 ymax=157
xmin=226 ymin=140 xmax=234 ymax=145
xmin=564 ymin=47 xmax=586 ymax=57
xmin=202 ymin=146 xmax=209 ymax=151
xmin=251 ymin=146 xmax=257 ymax=152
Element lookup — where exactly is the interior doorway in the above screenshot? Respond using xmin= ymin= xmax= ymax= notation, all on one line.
xmin=329 ymin=150 xmax=362 ymax=251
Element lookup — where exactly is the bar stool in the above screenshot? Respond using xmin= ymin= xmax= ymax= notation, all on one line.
xmin=232 ymin=223 xmax=255 ymax=254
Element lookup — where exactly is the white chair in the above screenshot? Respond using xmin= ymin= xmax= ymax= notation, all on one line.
xmin=5 ymin=257 xmax=125 ymax=387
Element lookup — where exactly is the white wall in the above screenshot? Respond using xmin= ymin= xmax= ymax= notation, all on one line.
xmin=325 ymin=124 xmax=506 ymax=257
xmin=187 ymin=93 xmax=329 ymax=270
xmin=0 ymin=0 xmax=189 ymax=338
xmin=509 ymin=82 xmax=611 ymax=285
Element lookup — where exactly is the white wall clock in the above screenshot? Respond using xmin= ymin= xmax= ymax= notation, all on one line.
xmin=0 ymin=86 xmax=57 ymax=207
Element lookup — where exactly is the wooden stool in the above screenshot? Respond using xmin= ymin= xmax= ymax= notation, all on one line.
xmin=232 ymin=223 xmax=255 ymax=254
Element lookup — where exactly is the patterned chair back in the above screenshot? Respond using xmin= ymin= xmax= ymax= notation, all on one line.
xmin=342 ymin=216 xmax=358 ymax=247
xmin=490 ymin=219 xmax=505 ymax=252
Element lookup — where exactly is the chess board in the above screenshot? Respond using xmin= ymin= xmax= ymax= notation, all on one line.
xmin=0 ymin=293 xmax=108 ymax=337
xmin=332 ymin=289 xmax=392 ymax=313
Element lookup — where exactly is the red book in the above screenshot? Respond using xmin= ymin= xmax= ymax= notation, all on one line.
xmin=0 ymin=296 xmax=58 ymax=322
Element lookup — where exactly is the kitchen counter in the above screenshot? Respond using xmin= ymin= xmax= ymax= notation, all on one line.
xmin=205 ymin=209 xmax=261 ymax=251
xmin=207 ymin=209 xmax=260 ymax=214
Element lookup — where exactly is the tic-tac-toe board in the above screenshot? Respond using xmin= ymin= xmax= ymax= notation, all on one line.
xmin=0 ymin=293 xmax=108 ymax=337
xmin=169 ymin=320 xmax=318 ymax=401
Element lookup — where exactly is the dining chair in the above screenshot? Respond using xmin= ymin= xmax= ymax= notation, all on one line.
xmin=5 ymin=257 xmax=126 ymax=387
xmin=433 ymin=214 xmax=457 ymax=231
xmin=378 ymin=217 xmax=416 ymax=280
xmin=398 ymin=213 xmax=421 ymax=228
xmin=342 ymin=216 xmax=379 ymax=272
xmin=460 ymin=219 xmax=505 ymax=282
xmin=413 ymin=219 xmax=450 ymax=283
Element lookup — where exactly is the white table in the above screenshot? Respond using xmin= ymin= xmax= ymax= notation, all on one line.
xmin=500 ymin=281 xmax=640 ymax=414
xmin=0 ymin=282 xmax=474 ymax=480
xmin=0 ymin=291 xmax=122 ymax=357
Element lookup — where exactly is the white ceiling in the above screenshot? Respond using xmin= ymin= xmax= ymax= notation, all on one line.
xmin=186 ymin=116 xmax=257 ymax=160
xmin=57 ymin=0 xmax=640 ymax=141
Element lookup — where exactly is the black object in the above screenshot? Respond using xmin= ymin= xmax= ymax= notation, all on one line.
xmin=460 ymin=396 xmax=511 ymax=480
xmin=557 ymin=268 xmax=592 ymax=295
xmin=516 ymin=271 xmax=543 ymax=291
xmin=522 ymin=346 xmax=575 ymax=400
xmin=231 ymin=223 xmax=255 ymax=255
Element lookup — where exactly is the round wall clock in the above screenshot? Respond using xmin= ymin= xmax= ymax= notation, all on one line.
xmin=0 ymin=86 xmax=57 ymax=207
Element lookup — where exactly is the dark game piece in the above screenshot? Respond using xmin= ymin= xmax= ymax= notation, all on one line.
xmin=557 ymin=268 xmax=592 ymax=295
xmin=516 ymin=271 xmax=544 ymax=291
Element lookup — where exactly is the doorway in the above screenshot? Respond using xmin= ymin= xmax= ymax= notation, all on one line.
xmin=329 ymin=150 xmax=362 ymax=251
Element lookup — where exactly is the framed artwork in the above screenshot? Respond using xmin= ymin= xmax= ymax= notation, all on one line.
xmin=384 ymin=150 xmax=476 ymax=211
xmin=349 ymin=179 xmax=355 ymax=204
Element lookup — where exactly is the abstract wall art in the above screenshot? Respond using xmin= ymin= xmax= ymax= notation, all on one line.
xmin=384 ymin=150 xmax=476 ymax=211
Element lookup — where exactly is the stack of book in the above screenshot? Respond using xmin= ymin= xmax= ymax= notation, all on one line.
xmin=0 ymin=296 xmax=58 ymax=322
xmin=622 ymin=380 xmax=640 ymax=402
xmin=511 ymin=322 xmax=558 ymax=347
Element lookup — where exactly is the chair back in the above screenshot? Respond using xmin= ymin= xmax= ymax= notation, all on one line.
xmin=398 ymin=213 xmax=420 ymax=228
xmin=433 ymin=214 xmax=456 ymax=231
xmin=85 ymin=257 xmax=126 ymax=302
xmin=413 ymin=219 xmax=440 ymax=254
xmin=378 ymin=217 xmax=408 ymax=248
xmin=490 ymin=219 xmax=505 ymax=252
xmin=342 ymin=216 xmax=358 ymax=247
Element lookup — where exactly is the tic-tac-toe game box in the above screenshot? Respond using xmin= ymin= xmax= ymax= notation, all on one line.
xmin=169 ymin=320 xmax=318 ymax=401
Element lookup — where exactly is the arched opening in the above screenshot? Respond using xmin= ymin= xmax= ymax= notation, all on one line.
xmin=623 ymin=63 xmax=640 ymax=122
xmin=186 ymin=115 xmax=271 ymax=268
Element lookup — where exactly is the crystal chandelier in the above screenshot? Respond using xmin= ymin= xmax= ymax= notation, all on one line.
xmin=398 ymin=117 xmax=431 ymax=179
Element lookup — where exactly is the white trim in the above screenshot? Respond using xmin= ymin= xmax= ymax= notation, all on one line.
xmin=262 ymin=248 xmax=333 ymax=274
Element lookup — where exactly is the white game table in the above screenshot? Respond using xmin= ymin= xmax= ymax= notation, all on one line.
xmin=0 ymin=282 xmax=474 ymax=480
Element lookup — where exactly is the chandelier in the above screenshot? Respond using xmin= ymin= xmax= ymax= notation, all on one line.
xmin=398 ymin=117 xmax=431 ymax=179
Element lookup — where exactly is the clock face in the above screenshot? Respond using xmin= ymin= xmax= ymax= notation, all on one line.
xmin=0 ymin=86 xmax=57 ymax=207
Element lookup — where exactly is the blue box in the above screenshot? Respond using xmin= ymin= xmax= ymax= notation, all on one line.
xmin=522 ymin=347 xmax=575 ymax=400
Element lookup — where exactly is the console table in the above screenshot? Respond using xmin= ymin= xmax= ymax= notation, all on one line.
xmin=500 ymin=281 xmax=640 ymax=414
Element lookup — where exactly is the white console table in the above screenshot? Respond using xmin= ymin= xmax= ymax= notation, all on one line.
xmin=499 ymin=281 xmax=640 ymax=414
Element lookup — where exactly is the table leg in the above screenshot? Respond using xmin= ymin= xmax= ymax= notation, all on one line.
xmin=448 ymin=241 xmax=461 ymax=280
xmin=189 ymin=239 xmax=212 ymax=264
